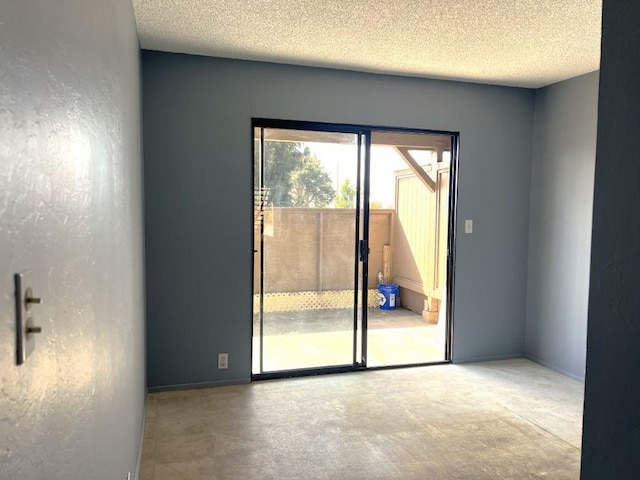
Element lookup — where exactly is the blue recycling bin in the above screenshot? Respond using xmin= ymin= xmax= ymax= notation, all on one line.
xmin=377 ymin=283 xmax=399 ymax=310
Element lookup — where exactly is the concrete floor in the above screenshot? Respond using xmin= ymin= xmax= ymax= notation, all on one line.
xmin=254 ymin=307 xmax=445 ymax=372
xmin=140 ymin=359 xmax=583 ymax=480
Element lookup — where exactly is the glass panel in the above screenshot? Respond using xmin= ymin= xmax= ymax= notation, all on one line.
xmin=407 ymin=149 xmax=435 ymax=165
xmin=254 ymin=127 xmax=359 ymax=373
xmin=366 ymin=132 xmax=451 ymax=367
xmin=355 ymin=133 xmax=367 ymax=365
xmin=252 ymin=127 xmax=263 ymax=374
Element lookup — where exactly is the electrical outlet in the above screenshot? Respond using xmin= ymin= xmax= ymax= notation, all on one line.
xmin=218 ymin=353 xmax=229 ymax=369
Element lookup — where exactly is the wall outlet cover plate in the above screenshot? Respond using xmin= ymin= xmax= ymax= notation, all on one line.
xmin=218 ymin=353 xmax=228 ymax=369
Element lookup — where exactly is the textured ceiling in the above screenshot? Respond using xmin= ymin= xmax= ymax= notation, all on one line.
xmin=133 ymin=0 xmax=602 ymax=88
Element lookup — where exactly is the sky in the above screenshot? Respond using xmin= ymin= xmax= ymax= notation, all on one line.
xmin=303 ymin=142 xmax=432 ymax=208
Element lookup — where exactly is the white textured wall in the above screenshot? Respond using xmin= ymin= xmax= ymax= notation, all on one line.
xmin=0 ymin=1 xmax=145 ymax=479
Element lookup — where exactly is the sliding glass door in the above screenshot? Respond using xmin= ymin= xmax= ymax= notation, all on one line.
xmin=253 ymin=119 xmax=456 ymax=377
xmin=366 ymin=131 xmax=452 ymax=367
xmin=253 ymin=125 xmax=366 ymax=374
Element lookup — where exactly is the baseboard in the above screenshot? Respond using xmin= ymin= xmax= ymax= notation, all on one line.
xmin=451 ymin=353 xmax=525 ymax=364
xmin=134 ymin=395 xmax=146 ymax=480
xmin=147 ymin=377 xmax=250 ymax=393
xmin=524 ymin=354 xmax=585 ymax=383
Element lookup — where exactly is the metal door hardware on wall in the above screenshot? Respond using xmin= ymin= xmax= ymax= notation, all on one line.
xmin=15 ymin=273 xmax=43 ymax=365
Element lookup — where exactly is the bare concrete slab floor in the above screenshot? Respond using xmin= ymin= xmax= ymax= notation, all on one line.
xmin=140 ymin=359 xmax=583 ymax=480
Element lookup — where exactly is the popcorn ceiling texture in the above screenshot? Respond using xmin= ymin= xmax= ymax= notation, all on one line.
xmin=133 ymin=0 xmax=601 ymax=88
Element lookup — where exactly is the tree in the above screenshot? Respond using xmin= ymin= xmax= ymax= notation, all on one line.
xmin=256 ymin=141 xmax=334 ymax=208
xmin=256 ymin=141 xmax=304 ymax=206
xmin=335 ymin=179 xmax=356 ymax=208
xmin=289 ymin=153 xmax=335 ymax=207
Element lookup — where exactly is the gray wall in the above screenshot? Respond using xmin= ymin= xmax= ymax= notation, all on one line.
xmin=525 ymin=72 xmax=599 ymax=381
xmin=0 ymin=1 xmax=145 ymax=479
xmin=143 ymin=52 xmax=534 ymax=388
xmin=581 ymin=0 xmax=640 ymax=477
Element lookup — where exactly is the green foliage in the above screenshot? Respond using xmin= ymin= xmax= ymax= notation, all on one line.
xmin=290 ymin=154 xmax=335 ymax=207
xmin=335 ymin=179 xmax=356 ymax=208
xmin=257 ymin=141 xmax=334 ymax=207
xmin=256 ymin=141 xmax=303 ymax=206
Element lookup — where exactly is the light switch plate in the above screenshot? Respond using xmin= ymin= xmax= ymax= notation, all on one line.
xmin=464 ymin=219 xmax=473 ymax=234
xmin=15 ymin=273 xmax=37 ymax=365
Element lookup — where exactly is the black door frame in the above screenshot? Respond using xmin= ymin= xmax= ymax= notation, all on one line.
xmin=251 ymin=118 xmax=459 ymax=380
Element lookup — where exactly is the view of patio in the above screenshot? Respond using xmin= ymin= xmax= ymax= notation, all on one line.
xmin=253 ymin=127 xmax=452 ymax=374
xmin=252 ymin=306 xmax=445 ymax=373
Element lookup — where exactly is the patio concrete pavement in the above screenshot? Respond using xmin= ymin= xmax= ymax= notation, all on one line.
xmin=253 ymin=307 xmax=445 ymax=373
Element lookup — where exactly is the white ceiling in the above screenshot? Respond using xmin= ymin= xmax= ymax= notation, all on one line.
xmin=132 ymin=0 xmax=602 ymax=89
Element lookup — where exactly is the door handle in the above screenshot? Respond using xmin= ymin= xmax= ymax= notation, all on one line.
xmin=359 ymin=240 xmax=369 ymax=261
